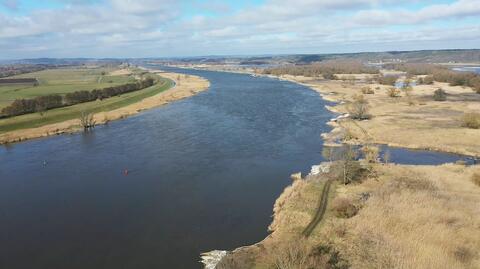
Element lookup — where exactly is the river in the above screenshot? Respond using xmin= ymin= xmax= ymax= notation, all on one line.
xmin=0 ymin=67 xmax=472 ymax=269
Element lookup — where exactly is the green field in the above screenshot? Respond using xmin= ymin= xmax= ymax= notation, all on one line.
xmin=0 ymin=67 xmax=137 ymax=109
xmin=0 ymin=76 xmax=174 ymax=133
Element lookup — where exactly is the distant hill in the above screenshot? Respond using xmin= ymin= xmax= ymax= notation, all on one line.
xmin=3 ymin=49 xmax=480 ymax=67
xmin=150 ymin=49 xmax=480 ymax=65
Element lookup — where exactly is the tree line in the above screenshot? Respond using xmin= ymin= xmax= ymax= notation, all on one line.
xmin=262 ymin=60 xmax=379 ymax=79
xmin=0 ymin=65 xmax=49 ymax=78
xmin=1 ymin=77 xmax=156 ymax=117
xmin=386 ymin=63 xmax=480 ymax=93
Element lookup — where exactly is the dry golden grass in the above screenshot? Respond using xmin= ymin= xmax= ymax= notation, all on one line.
xmin=280 ymin=75 xmax=480 ymax=156
xmin=220 ymin=164 xmax=480 ymax=269
xmin=462 ymin=113 xmax=480 ymax=129
xmin=218 ymin=176 xmax=338 ymax=269
xmin=331 ymin=197 xmax=358 ymax=218
xmin=387 ymin=87 xmax=401 ymax=97
xmin=472 ymin=173 xmax=480 ymax=187
xmin=323 ymin=164 xmax=480 ymax=269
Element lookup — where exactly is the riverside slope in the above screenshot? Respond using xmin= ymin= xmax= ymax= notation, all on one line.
xmin=210 ymin=71 xmax=480 ymax=269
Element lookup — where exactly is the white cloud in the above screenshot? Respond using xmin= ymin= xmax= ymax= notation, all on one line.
xmin=109 ymin=0 xmax=178 ymax=14
xmin=353 ymin=0 xmax=480 ymax=25
xmin=0 ymin=0 xmax=478 ymax=58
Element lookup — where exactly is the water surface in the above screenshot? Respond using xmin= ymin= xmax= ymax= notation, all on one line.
xmin=0 ymin=69 xmax=334 ymax=269
xmin=0 ymin=67 xmax=472 ymax=269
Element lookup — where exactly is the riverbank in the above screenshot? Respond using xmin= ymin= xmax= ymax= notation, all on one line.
xmin=277 ymin=74 xmax=480 ymax=157
xmin=0 ymin=71 xmax=209 ymax=144
xmin=211 ymin=72 xmax=480 ymax=269
xmin=218 ymin=162 xmax=480 ymax=268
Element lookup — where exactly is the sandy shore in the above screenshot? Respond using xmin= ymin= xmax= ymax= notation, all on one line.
xmin=0 ymin=71 xmax=210 ymax=144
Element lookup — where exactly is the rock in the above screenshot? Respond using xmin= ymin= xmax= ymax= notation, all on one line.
xmin=310 ymin=162 xmax=331 ymax=176
xmin=290 ymin=172 xmax=302 ymax=181
xmin=201 ymin=250 xmax=228 ymax=269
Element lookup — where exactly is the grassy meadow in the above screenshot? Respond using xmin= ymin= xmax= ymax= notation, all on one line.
xmin=0 ymin=68 xmax=174 ymax=133
xmin=0 ymin=67 xmax=137 ymax=109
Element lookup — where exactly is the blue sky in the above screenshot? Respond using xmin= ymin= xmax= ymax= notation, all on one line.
xmin=0 ymin=0 xmax=479 ymax=59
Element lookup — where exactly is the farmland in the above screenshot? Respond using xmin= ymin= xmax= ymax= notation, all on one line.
xmin=0 ymin=75 xmax=172 ymax=133
xmin=0 ymin=67 xmax=136 ymax=109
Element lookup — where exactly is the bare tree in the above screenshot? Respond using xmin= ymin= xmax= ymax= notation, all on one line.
xmin=433 ymin=88 xmax=447 ymax=101
xmin=348 ymin=94 xmax=370 ymax=120
xmin=272 ymin=239 xmax=310 ymax=269
xmin=329 ymin=145 xmax=361 ymax=185
xmin=383 ymin=149 xmax=391 ymax=164
xmin=79 ymin=111 xmax=96 ymax=131
xmin=362 ymin=145 xmax=380 ymax=163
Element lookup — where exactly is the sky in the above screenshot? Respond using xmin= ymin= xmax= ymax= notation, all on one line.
xmin=0 ymin=0 xmax=479 ymax=59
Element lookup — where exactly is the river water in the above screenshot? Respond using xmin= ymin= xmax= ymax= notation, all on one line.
xmin=0 ymin=67 xmax=472 ymax=269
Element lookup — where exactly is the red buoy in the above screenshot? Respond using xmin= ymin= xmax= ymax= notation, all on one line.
xmin=123 ymin=169 xmax=129 ymax=176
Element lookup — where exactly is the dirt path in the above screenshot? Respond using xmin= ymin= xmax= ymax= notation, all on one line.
xmin=302 ymin=179 xmax=333 ymax=237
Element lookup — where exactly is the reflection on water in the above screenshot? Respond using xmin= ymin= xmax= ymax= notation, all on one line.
xmin=451 ymin=66 xmax=480 ymax=74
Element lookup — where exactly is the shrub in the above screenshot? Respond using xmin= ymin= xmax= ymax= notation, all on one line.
xmin=470 ymin=76 xmax=480 ymax=93
xmin=423 ymin=75 xmax=434 ymax=85
xmin=79 ymin=111 xmax=95 ymax=131
xmin=332 ymin=197 xmax=358 ymax=218
xmin=472 ymin=173 xmax=480 ymax=187
xmin=461 ymin=113 xmax=480 ymax=129
xmin=1 ymin=98 xmax=36 ymax=117
xmin=65 ymin=90 xmax=95 ymax=105
xmin=269 ymin=240 xmax=349 ymax=269
xmin=348 ymin=94 xmax=370 ymax=120
xmin=378 ymin=75 xmax=398 ymax=86
xmin=361 ymin=145 xmax=379 ymax=163
xmin=328 ymin=145 xmax=367 ymax=185
xmin=323 ymin=71 xmax=337 ymax=80
xmin=310 ymin=244 xmax=349 ymax=269
xmin=433 ymin=88 xmax=447 ymax=101
xmin=387 ymin=88 xmax=400 ymax=98
xmin=418 ymin=75 xmax=434 ymax=85
xmin=454 ymin=246 xmax=474 ymax=264
xmin=271 ymin=239 xmax=310 ymax=269
xmin=263 ymin=60 xmax=379 ymax=77
xmin=34 ymin=94 xmax=63 ymax=115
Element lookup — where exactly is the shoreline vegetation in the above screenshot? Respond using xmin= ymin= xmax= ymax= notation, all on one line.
xmin=276 ymin=74 xmax=480 ymax=157
xmin=181 ymin=61 xmax=480 ymax=157
xmin=0 ymin=69 xmax=210 ymax=144
xmin=188 ymin=62 xmax=480 ymax=269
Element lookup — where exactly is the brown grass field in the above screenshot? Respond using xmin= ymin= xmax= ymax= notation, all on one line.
xmin=279 ymin=75 xmax=480 ymax=157
xmin=214 ymin=70 xmax=480 ymax=269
